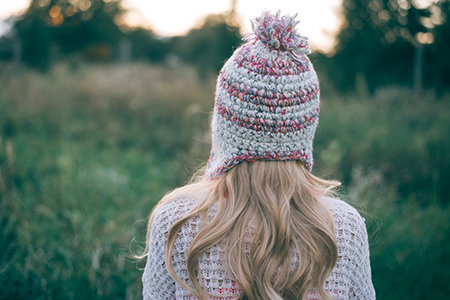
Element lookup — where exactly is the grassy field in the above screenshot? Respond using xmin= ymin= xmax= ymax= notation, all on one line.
xmin=0 ymin=62 xmax=449 ymax=299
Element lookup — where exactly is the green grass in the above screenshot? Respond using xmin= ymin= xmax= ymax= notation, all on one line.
xmin=0 ymin=62 xmax=449 ymax=299
xmin=315 ymin=86 xmax=450 ymax=204
xmin=0 ymin=62 xmax=214 ymax=299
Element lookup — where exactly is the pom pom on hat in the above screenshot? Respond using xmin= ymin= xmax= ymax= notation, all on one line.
xmin=245 ymin=10 xmax=310 ymax=59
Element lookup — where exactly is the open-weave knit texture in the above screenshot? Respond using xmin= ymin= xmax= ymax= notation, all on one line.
xmin=206 ymin=11 xmax=320 ymax=178
xmin=142 ymin=195 xmax=376 ymax=300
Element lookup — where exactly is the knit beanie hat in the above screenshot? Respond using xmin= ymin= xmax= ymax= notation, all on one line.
xmin=206 ymin=11 xmax=320 ymax=178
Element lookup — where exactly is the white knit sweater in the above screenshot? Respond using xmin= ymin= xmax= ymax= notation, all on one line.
xmin=142 ymin=195 xmax=376 ymax=300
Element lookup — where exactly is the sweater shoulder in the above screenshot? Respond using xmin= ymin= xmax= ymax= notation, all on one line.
xmin=323 ymin=197 xmax=369 ymax=247
xmin=324 ymin=197 xmax=365 ymax=224
xmin=151 ymin=194 xmax=199 ymax=232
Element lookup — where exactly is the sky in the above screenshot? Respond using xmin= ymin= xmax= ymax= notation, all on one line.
xmin=121 ymin=0 xmax=343 ymax=51
xmin=0 ymin=0 xmax=343 ymax=52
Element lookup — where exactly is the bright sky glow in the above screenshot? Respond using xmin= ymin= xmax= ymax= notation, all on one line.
xmin=1 ymin=0 xmax=440 ymax=51
xmin=0 ymin=0 xmax=30 ymax=36
xmin=123 ymin=0 xmax=342 ymax=52
xmin=1 ymin=0 xmax=343 ymax=51
xmin=0 ymin=0 xmax=30 ymax=18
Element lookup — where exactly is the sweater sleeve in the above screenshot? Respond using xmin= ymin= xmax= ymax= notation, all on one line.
xmin=142 ymin=206 xmax=176 ymax=300
xmin=348 ymin=210 xmax=376 ymax=300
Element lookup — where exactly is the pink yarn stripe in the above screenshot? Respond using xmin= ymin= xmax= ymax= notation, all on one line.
xmin=218 ymin=74 xmax=319 ymax=107
xmin=210 ymin=150 xmax=312 ymax=177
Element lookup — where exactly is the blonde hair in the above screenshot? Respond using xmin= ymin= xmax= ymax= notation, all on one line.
xmin=143 ymin=161 xmax=340 ymax=300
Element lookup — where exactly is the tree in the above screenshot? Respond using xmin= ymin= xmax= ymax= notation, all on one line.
xmin=125 ymin=28 xmax=169 ymax=63
xmin=170 ymin=11 xmax=242 ymax=77
xmin=13 ymin=0 xmax=125 ymax=69
xmin=326 ymin=0 xmax=448 ymax=92
xmin=425 ymin=0 xmax=450 ymax=90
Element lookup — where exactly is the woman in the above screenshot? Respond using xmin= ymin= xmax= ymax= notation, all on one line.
xmin=141 ymin=11 xmax=376 ymax=300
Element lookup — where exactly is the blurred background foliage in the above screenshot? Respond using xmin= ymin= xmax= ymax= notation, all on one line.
xmin=312 ymin=0 xmax=450 ymax=93
xmin=0 ymin=0 xmax=449 ymax=299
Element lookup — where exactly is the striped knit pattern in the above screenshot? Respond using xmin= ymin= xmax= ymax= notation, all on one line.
xmin=206 ymin=11 xmax=320 ymax=178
